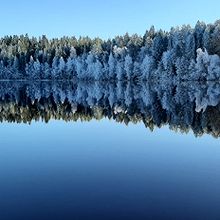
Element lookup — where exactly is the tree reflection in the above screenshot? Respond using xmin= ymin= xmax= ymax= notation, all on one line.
xmin=0 ymin=80 xmax=220 ymax=137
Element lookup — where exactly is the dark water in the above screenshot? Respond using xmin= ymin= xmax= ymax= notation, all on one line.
xmin=0 ymin=81 xmax=220 ymax=220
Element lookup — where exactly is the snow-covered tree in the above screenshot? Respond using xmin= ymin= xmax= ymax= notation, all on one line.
xmin=94 ymin=60 xmax=103 ymax=80
xmin=124 ymin=54 xmax=133 ymax=80
xmin=108 ymin=53 xmax=116 ymax=79
xmin=116 ymin=60 xmax=125 ymax=81
xmin=141 ymin=55 xmax=156 ymax=80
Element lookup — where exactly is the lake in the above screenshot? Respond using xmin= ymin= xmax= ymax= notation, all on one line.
xmin=0 ymin=81 xmax=220 ymax=220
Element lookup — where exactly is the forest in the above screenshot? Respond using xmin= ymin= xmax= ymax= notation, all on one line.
xmin=0 ymin=20 xmax=220 ymax=80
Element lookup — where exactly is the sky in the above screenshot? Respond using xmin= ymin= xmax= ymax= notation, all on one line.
xmin=1 ymin=0 xmax=220 ymax=39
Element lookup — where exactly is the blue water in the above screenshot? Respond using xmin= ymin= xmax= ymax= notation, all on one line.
xmin=0 ymin=120 xmax=220 ymax=220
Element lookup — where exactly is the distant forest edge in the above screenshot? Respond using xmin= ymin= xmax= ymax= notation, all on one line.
xmin=1 ymin=20 xmax=220 ymax=80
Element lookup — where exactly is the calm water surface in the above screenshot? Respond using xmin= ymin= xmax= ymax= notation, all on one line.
xmin=0 ymin=120 xmax=219 ymax=220
xmin=0 ymin=81 xmax=219 ymax=220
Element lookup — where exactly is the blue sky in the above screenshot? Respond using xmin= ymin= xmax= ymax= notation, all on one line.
xmin=1 ymin=0 xmax=220 ymax=39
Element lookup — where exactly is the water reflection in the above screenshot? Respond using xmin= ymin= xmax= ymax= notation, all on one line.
xmin=0 ymin=80 xmax=220 ymax=137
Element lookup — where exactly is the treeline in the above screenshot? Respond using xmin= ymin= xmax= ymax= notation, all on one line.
xmin=0 ymin=20 xmax=220 ymax=80
xmin=0 ymin=81 xmax=220 ymax=137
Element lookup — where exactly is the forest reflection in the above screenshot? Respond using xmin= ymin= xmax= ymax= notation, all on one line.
xmin=0 ymin=80 xmax=220 ymax=138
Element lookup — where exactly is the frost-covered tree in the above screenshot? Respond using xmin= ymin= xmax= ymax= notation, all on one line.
xmin=75 ymin=56 xmax=87 ymax=79
xmin=108 ymin=53 xmax=116 ymax=79
xmin=94 ymin=60 xmax=103 ymax=80
xmin=194 ymin=48 xmax=209 ymax=81
xmin=58 ymin=57 xmax=66 ymax=74
xmin=66 ymin=57 xmax=76 ymax=79
xmin=33 ymin=59 xmax=42 ymax=79
xmin=116 ymin=60 xmax=125 ymax=81
xmin=85 ymin=53 xmax=96 ymax=79
xmin=207 ymin=53 xmax=220 ymax=80
xmin=51 ymin=56 xmax=60 ymax=79
xmin=25 ymin=56 xmax=35 ymax=79
xmin=124 ymin=54 xmax=133 ymax=80
xmin=151 ymin=30 xmax=168 ymax=62
xmin=141 ymin=55 xmax=156 ymax=80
